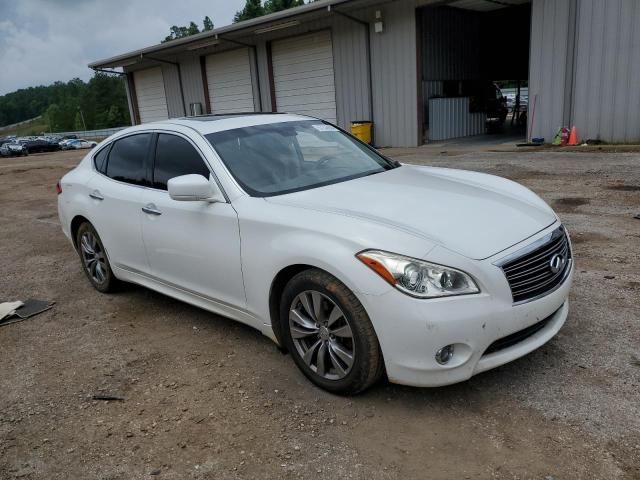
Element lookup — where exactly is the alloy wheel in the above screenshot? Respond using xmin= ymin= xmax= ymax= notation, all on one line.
xmin=289 ymin=290 xmax=355 ymax=380
xmin=80 ymin=231 xmax=108 ymax=285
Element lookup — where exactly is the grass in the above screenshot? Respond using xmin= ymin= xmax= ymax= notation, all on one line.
xmin=0 ymin=117 xmax=51 ymax=137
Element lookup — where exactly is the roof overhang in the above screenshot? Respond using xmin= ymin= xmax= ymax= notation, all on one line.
xmin=447 ymin=0 xmax=530 ymax=12
xmin=89 ymin=0 xmax=362 ymax=69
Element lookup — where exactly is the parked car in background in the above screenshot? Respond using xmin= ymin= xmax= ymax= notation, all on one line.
xmin=59 ymin=139 xmax=77 ymax=149
xmin=0 ymin=141 xmax=28 ymax=157
xmin=22 ymin=138 xmax=61 ymax=154
xmin=44 ymin=135 xmax=63 ymax=143
xmin=57 ymin=114 xmax=573 ymax=394
xmin=65 ymin=139 xmax=98 ymax=150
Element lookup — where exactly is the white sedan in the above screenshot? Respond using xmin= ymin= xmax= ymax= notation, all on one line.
xmin=65 ymin=139 xmax=98 ymax=150
xmin=57 ymin=114 xmax=573 ymax=394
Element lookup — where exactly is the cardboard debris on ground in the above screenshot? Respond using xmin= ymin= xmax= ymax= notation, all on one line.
xmin=0 ymin=298 xmax=55 ymax=327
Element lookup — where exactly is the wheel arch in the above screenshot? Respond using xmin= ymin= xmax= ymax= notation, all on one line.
xmin=70 ymin=215 xmax=91 ymax=250
xmin=268 ymin=264 xmax=316 ymax=351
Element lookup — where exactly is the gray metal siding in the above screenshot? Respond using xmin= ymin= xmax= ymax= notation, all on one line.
xmin=255 ymin=41 xmax=272 ymax=111
xmin=528 ymin=0 xmax=573 ymax=142
xmin=429 ymin=97 xmax=484 ymax=140
xmin=179 ymin=56 xmax=207 ymax=114
xmin=367 ymin=1 xmax=418 ymax=147
xmin=161 ymin=64 xmax=185 ymax=117
xmin=571 ymin=0 xmax=640 ymax=142
xmin=332 ymin=16 xmax=371 ymax=124
xmin=122 ymin=2 xmax=420 ymax=146
xmin=248 ymin=48 xmax=262 ymax=111
xmin=421 ymin=6 xmax=483 ymax=81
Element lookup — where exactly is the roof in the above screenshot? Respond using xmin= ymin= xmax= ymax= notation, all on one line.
xmin=115 ymin=113 xmax=317 ymax=136
xmin=89 ymin=0 xmax=357 ymax=69
xmin=89 ymin=0 xmax=530 ymax=69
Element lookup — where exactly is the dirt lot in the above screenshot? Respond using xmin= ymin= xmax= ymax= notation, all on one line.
xmin=1 ymin=147 xmax=639 ymax=479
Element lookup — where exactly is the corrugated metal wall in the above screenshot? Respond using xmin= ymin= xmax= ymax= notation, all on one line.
xmin=421 ymin=7 xmax=483 ymax=81
xmin=123 ymin=2 xmax=422 ymax=146
xmin=571 ymin=0 xmax=640 ymax=143
xmin=530 ymin=0 xmax=640 ymax=143
xmin=160 ymin=64 xmax=186 ymax=117
xmin=179 ymin=55 xmax=207 ymax=114
xmin=429 ymin=97 xmax=485 ymax=140
xmin=367 ymin=1 xmax=418 ymax=147
xmin=528 ymin=0 xmax=574 ymax=142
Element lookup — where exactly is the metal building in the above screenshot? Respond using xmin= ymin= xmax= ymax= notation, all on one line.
xmin=90 ymin=0 xmax=640 ymax=147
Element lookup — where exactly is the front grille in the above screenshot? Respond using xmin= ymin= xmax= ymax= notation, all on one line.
xmin=499 ymin=226 xmax=572 ymax=304
xmin=483 ymin=308 xmax=558 ymax=355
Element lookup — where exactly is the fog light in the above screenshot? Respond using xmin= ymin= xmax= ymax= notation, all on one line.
xmin=435 ymin=345 xmax=455 ymax=365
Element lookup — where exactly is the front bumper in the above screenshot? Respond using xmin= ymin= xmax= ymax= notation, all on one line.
xmin=358 ymin=227 xmax=573 ymax=387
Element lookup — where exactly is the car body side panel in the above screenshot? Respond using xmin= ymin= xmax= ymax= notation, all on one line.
xmin=140 ymin=188 xmax=248 ymax=321
xmin=233 ymin=196 xmax=437 ymax=333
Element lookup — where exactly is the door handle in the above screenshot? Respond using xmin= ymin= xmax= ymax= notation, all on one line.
xmin=142 ymin=203 xmax=162 ymax=216
xmin=89 ymin=190 xmax=104 ymax=201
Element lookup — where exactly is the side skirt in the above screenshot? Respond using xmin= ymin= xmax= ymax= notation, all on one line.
xmin=112 ymin=264 xmax=276 ymax=341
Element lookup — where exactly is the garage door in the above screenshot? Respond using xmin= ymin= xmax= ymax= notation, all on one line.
xmin=271 ymin=31 xmax=337 ymax=123
xmin=133 ymin=67 xmax=169 ymax=123
xmin=205 ymin=48 xmax=255 ymax=114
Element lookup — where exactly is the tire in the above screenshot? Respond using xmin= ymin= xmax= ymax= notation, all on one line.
xmin=76 ymin=222 xmax=118 ymax=293
xmin=280 ymin=269 xmax=384 ymax=395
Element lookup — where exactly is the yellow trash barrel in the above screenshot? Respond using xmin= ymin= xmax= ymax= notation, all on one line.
xmin=351 ymin=121 xmax=373 ymax=144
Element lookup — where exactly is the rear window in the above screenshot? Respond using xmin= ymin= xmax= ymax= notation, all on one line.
xmin=105 ymin=134 xmax=151 ymax=186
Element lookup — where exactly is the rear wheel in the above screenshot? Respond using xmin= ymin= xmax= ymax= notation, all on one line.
xmin=76 ymin=222 xmax=118 ymax=293
xmin=281 ymin=269 xmax=383 ymax=395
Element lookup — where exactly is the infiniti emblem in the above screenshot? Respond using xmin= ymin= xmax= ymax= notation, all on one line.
xmin=549 ymin=253 xmax=565 ymax=274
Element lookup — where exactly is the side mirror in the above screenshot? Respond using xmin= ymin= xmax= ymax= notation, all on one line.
xmin=167 ymin=174 xmax=225 ymax=203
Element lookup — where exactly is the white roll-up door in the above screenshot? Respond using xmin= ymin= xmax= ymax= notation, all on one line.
xmin=205 ymin=48 xmax=255 ymax=114
xmin=133 ymin=67 xmax=169 ymax=123
xmin=271 ymin=31 xmax=337 ymax=124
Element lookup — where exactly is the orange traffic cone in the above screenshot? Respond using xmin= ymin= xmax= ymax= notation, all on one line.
xmin=567 ymin=126 xmax=578 ymax=146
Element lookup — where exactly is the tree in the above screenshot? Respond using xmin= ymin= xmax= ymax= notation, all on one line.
xmin=264 ymin=0 xmax=304 ymax=14
xmin=162 ymin=17 xmax=215 ymax=43
xmin=234 ymin=0 xmax=264 ymax=22
xmin=74 ymin=111 xmax=84 ymax=131
xmin=0 ymin=73 xmax=130 ymax=131
xmin=203 ymin=16 xmax=214 ymax=31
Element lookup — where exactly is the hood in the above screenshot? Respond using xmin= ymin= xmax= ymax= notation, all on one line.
xmin=266 ymin=165 xmax=556 ymax=260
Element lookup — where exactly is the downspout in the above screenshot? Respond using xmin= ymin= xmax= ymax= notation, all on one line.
xmin=143 ymin=54 xmax=187 ymax=116
xmin=564 ymin=0 xmax=579 ymax=129
xmin=330 ymin=7 xmax=375 ymax=136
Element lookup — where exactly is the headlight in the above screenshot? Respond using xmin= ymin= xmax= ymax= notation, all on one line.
xmin=356 ymin=250 xmax=480 ymax=299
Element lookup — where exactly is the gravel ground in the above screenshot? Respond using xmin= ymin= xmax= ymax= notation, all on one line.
xmin=0 ymin=147 xmax=638 ymax=479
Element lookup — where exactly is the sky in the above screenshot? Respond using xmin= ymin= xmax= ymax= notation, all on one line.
xmin=0 ymin=0 xmax=246 ymax=95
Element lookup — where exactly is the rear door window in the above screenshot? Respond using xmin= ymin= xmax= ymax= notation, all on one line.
xmin=93 ymin=145 xmax=110 ymax=174
xmin=105 ymin=134 xmax=151 ymax=186
xmin=152 ymin=134 xmax=210 ymax=190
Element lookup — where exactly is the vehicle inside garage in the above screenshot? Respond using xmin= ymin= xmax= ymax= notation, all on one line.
xmin=418 ymin=1 xmax=531 ymax=143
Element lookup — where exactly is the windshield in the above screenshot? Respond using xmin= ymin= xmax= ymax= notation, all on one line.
xmin=206 ymin=120 xmax=398 ymax=197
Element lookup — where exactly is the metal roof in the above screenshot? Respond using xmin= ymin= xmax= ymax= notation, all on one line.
xmin=89 ymin=0 xmax=358 ymax=69
xmin=449 ymin=0 xmax=530 ymax=12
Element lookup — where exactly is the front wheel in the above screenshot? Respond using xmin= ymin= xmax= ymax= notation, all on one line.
xmin=280 ymin=269 xmax=384 ymax=394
